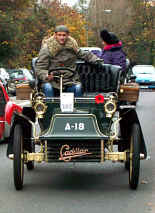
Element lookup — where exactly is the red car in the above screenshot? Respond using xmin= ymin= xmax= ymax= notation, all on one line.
xmin=0 ymin=81 xmax=22 ymax=142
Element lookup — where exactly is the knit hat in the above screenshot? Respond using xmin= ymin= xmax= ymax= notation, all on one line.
xmin=54 ymin=25 xmax=69 ymax=33
xmin=100 ymin=29 xmax=119 ymax=44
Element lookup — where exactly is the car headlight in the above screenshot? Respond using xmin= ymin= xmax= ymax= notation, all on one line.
xmin=34 ymin=100 xmax=47 ymax=118
xmin=104 ymin=100 xmax=116 ymax=118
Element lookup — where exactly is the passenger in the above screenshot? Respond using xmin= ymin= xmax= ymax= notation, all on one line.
xmin=100 ymin=29 xmax=126 ymax=73
xmin=35 ymin=25 xmax=103 ymax=97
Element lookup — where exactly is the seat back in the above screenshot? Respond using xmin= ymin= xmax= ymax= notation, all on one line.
xmin=30 ymin=57 xmax=40 ymax=90
xmin=76 ymin=61 xmax=122 ymax=93
xmin=120 ymin=58 xmax=131 ymax=83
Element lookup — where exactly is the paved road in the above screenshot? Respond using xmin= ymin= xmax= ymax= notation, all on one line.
xmin=0 ymin=91 xmax=155 ymax=213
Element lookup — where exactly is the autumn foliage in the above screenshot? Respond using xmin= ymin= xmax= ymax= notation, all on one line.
xmin=0 ymin=0 xmax=90 ymax=69
xmin=125 ymin=0 xmax=155 ymax=65
xmin=89 ymin=0 xmax=155 ymax=65
xmin=0 ymin=0 xmax=154 ymax=68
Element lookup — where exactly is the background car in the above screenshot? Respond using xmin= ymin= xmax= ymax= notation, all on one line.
xmin=7 ymin=68 xmax=34 ymax=95
xmin=0 ymin=81 xmax=22 ymax=142
xmin=132 ymin=65 xmax=155 ymax=89
xmin=80 ymin=47 xmax=102 ymax=57
xmin=0 ymin=68 xmax=9 ymax=81
xmin=0 ymin=68 xmax=10 ymax=92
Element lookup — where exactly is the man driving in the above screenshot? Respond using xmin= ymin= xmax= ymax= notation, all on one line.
xmin=35 ymin=25 xmax=103 ymax=97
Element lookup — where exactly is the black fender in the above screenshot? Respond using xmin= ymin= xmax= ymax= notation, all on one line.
xmin=120 ymin=108 xmax=147 ymax=158
xmin=7 ymin=111 xmax=34 ymax=157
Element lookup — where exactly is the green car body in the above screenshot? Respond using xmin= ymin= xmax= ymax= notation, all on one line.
xmin=7 ymin=62 xmax=147 ymax=190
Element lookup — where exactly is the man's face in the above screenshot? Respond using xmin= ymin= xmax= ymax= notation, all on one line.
xmin=54 ymin=32 xmax=69 ymax=45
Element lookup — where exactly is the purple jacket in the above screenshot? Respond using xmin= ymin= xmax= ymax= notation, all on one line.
xmin=100 ymin=41 xmax=126 ymax=72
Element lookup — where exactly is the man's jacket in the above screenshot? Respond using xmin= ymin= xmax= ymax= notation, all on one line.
xmin=35 ymin=36 xmax=100 ymax=89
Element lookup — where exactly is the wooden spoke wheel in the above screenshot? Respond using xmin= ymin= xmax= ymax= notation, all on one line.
xmin=13 ymin=124 xmax=24 ymax=190
xmin=129 ymin=123 xmax=140 ymax=190
xmin=125 ymin=158 xmax=130 ymax=171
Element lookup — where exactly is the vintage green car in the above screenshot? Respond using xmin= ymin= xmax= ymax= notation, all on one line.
xmin=7 ymin=61 xmax=147 ymax=190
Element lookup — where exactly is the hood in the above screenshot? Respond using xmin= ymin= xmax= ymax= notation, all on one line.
xmin=104 ymin=41 xmax=122 ymax=51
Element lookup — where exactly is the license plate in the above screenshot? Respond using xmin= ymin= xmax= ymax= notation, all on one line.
xmin=140 ymin=85 xmax=148 ymax=88
xmin=60 ymin=93 xmax=74 ymax=112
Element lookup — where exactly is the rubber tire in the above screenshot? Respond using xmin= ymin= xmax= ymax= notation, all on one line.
xmin=13 ymin=124 xmax=24 ymax=190
xmin=125 ymin=160 xmax=130 ymax=171
xmin=129 ymin=123 xmax=140 ymax=190
xmin=125 ymin=150 xmax=130 ymax=170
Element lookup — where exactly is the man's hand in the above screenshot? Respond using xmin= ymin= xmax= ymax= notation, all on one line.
xmin=94 ymin=60 xmax=104 ymax=66
xmin=47 ymin=73 xmax=54 ymax=81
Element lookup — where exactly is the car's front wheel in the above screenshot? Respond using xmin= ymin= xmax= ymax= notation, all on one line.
xmin=129 ymin=123 xmax=140 ymax=190
xmin=13 ymin=124 xmax=24 ymax=190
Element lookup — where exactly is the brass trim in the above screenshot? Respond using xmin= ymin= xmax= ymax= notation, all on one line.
xmin=110 ymin=118 xmax=122 ymax=140
xmin=9 ymin=152 xmax=45 ymax=163
xmin=59 ymin=144 xmax=92 ymax=162
xmin=129 ymin=136 xmax=133 ymax=181
xmin=104 ymin=100 xmax=117 ymax=118
xmin=28 ymin=119 xmax=40 ymax=141
xmin=45 ymin=140 xmax=48 ymax=162
xmin=105 ymin=152 xmax=127 ymax=162
xmin=34 ymin=101 xmax=47 ymax=118
xmin=44 ymin=96 xmax=111 ymax=103
xmin=26 ymin=153 xmax=45 ymax=163
xmin=8 ymin=152 xmax=144 ymax=162
xmin=101 ymin=140 xmax=104 ymax=162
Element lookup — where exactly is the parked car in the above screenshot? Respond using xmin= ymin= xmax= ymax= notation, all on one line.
xmin=0 ymin=74 xmax=8 ymax=91
xmin=0 ymin=68 xmax=9 ymax=81
xmin=80 ymin=47 xmax=102 ymax=57
xmin=0 ymin=68 xmax=10 ymax=92
xmin=132 ymin=65 xmax=155 ymax=89
xmin=0 ymin=81 xmax=22 ymax=142
xmin=7 ymin=62 xmax=146 ymax=190
xmin=7 ymin=68 xmax=34 ymax=95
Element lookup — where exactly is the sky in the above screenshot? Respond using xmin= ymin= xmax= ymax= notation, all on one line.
xmin=61 ymin=0 xmax=90 ymax=7
xmin=61 ymin=0 xmax=78 ymax=6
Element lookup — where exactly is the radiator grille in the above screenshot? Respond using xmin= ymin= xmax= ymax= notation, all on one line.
xmin=47 ymin=140 xmax=101 ymax=162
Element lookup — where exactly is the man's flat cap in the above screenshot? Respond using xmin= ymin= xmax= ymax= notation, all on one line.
xmin=54 ymin=25 xmax=69 ymax=33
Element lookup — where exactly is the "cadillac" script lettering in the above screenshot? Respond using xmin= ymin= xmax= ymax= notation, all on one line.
xmin=59 ymin=144 xmax=92 ymax=162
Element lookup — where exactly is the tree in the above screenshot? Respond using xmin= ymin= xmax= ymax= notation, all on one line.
xmin=0 ymin=0 xmax=54 ymax=68
xmin=44 ymin=0 xmax=91 ymax=46
xmin=88 ymin=0 xmax=155 ymax=65
xmin=125 ymin=0 xmax=155 ymax=65
xmin=88 ymin=0 xmax=132 ymax=46
xmin=0 ymin=11 xmax=19 ymax=66
xmin=0 ymin=0 xmax=34 ymax=11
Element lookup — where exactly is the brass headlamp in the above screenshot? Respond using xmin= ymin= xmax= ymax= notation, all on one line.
xmin=104 ymin=98 xmax=117 ymax=118
xmin=33 ymin=95 xmax=47 ymax=118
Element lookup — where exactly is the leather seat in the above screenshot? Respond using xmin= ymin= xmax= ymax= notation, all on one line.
xmin=31 ymin=58 xmax=122 ymax=95
xmin=76 ymin=62 xmax=122 ymax=93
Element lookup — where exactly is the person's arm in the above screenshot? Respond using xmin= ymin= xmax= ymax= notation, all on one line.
xmin=68 ymin=35 xmax=103 ymax=63
xmin=35 ymin=45 xmax=50 ymax=81
xmin=77 ymin=48 xmax=102 ymax=63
